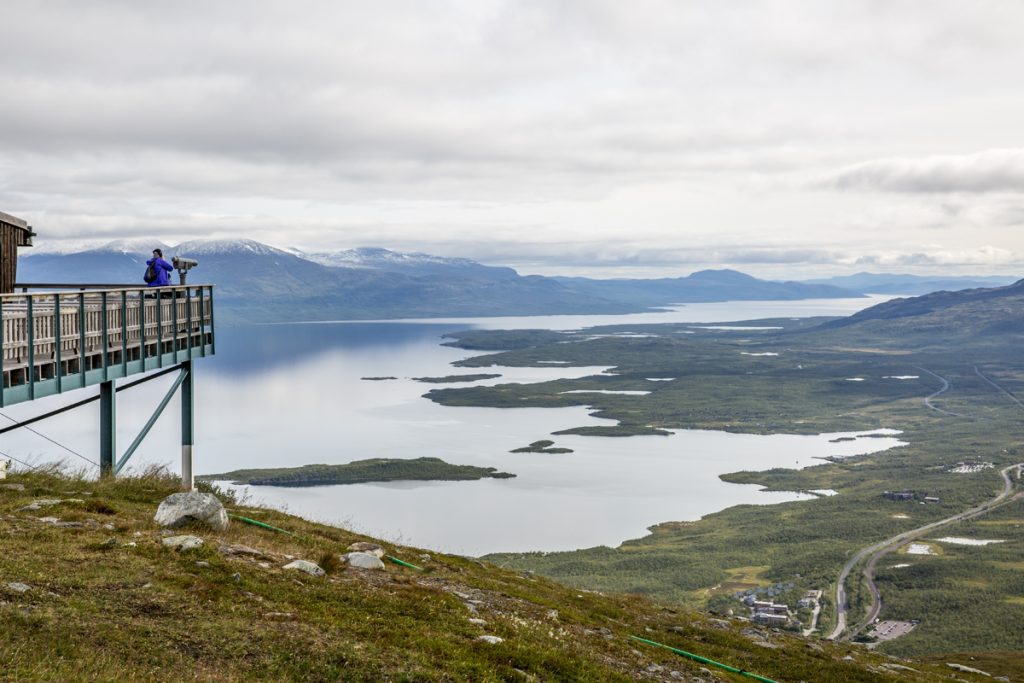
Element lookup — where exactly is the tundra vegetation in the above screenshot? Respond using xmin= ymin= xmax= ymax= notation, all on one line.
xmin=0 ymin=467 xmax=962 ymax=682
xmin=428 ymin=283 xmax=1024 ymax=666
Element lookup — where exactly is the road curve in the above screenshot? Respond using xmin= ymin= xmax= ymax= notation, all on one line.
xmin=829 ymin=463 xmax=1022 ymax=641
xmin=917 ymin=367 xmax=967 ymax=417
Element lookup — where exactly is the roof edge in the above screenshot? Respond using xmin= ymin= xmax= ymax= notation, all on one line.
xmin=0 ymin=210 xmax=29 ymax=230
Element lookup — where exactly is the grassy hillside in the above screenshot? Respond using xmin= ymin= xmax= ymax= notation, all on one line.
xmin=0 ymin=468 xmax=974 ymax=682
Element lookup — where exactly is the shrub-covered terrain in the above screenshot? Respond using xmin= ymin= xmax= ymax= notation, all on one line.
xmin=0 ymin=468 xmax=973 ymax=682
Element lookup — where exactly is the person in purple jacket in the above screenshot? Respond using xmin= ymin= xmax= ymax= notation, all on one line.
xmin=147 ymin=248 xmax=174 ymax=287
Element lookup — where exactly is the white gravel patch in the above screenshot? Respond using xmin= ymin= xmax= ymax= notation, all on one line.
xmin=935 ymin=537 xmax=1005 ymax=546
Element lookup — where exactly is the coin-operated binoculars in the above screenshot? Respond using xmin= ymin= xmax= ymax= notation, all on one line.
xmin=172 ymin=256 xmax=198 ymax=285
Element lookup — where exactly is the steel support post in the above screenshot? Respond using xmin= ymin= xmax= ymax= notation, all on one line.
xmin=99 ymin=380 xmax=115 ymax=476
xmin=180 ymin=361 xmax=194 ymax=490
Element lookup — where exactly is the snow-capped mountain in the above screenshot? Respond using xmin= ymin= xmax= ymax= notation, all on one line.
xmin=293 ymin=246 xmax=519 ymax=280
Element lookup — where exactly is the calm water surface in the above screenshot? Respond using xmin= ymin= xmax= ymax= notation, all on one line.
xmin=3 ymin=297 xmax=904 ymax=555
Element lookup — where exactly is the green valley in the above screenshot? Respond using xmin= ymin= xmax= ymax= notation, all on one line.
xmin=424 ymin=281 xmax=1024 ymax=662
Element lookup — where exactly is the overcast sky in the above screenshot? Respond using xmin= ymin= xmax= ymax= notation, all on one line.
xmin=2 ymin=1 xmax=1023 ymax=278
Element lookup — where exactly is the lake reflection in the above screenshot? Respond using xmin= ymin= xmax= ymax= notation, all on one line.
xmin=1 ymin=298 xmax=903 ymax=555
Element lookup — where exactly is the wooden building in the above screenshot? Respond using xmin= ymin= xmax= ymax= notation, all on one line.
xmin=0 ymin=211 xmax=35 ymax=293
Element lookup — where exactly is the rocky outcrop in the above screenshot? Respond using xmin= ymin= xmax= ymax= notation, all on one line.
xmin=154 ymin=492 xmax=229 ymax=531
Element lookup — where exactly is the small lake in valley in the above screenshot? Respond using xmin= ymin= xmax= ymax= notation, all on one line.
xmin=2 ymin=296 xmax=906 ymax=555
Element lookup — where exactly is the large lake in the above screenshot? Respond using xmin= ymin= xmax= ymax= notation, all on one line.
xmin=3 ymin=296 xmax=905 ymax=555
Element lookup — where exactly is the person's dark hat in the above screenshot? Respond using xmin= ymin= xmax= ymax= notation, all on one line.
xmin=153 ymin=248 xmax=163 ymax=257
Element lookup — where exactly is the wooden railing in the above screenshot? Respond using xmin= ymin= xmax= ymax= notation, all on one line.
xmin=1 ymin=285 xmax=215 ymax=406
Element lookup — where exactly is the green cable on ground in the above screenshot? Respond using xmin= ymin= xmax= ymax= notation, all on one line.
xmin=385 ymin=555 xmax=424 ymax=571
xmin=230 ymin=513 xmax=301 ymax=538
xmin=629 ymin=636 xmax=779 ymax=683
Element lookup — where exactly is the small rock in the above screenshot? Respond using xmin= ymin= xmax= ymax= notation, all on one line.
xmin=162 ymin=535 xmax=204 ymax=551
xmin=546 ymin=609 xmax=559 ymax=620
xmin=195 ymin=561 xmax=211 ymax=568
xmin=946 ymin=663 xmax=992 ymax=676
xmin=283 ymin=560 xmax=325 ymax=577
xmin=477 ymin=635 xmax=503 ymax=644
xmin=585 ymin=627 xmax=614 ymax=640
xmin=153 ymin=492 xmax=229 ymax=531
xmin=102 ymin=523 xmax=116 ymax=531
xmin=347 ymin=542 xmax=385 ymax=558
xmin=18 ymin=499 xmax=69 ymax=512
xmin=231 ymin=573 xmax=241 ymax=582
xmin=341 ymin=552 xmax=386 ymax=570
xmin=668 ymin=671 xmax=683 ymax=680
xmin=103 ymin=538 xmax=117 ymax=546
xmin=264 ymin=612 xmax=296 ymax=621
xmin=5 ymin=582 xmax=31 ymax=593
xmin=468 ymin=618 xmax=488 ymax=626
xmin=37 ymin=517 xmax=60 ymax=524
xmin=218 ymin=543 xmax=266 ymax=559
xmin=1 ymin=483 xmax=25 ymax=491
xmin=419 ymin=554 xmax=431 ymax=562
xmin=707 ymin=618 xmax=731 ymax=630
xmin=125 ymin=542 xmax=137 ymax=548
xmin=646 ymin=664 xmax=664 ymax=673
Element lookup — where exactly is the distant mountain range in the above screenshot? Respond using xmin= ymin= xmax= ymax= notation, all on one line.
xmin=554 ymin=269 xmax=859 ymax=305
xmin=16 ymin=239 xmax=1016 ymax=323
xmin=803 ymin=272 xmax=1018 ymax=295
xmin=813 ymin=277 xmax=1024 ymax=348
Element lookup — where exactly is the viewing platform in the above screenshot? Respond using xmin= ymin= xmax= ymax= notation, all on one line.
xmin=1 ymin=284 xmax=215 ymax=408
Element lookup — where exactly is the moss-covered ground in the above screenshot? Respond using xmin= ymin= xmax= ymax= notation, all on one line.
xmin=0 ymin=468 xmax=963 ymax=682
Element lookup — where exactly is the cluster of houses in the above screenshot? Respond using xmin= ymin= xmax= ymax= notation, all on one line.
xmin=732 ymin=588 xmax=823 ymax=629
xmin=884 ymin=490 xmax=941 ymax=504
xmin=747 ymin=599 xmax=790 ymax=626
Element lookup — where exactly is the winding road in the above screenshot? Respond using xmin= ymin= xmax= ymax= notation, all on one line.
xmin=829 ymin=366 xmax=1024 ymax=641
xmin=917 ymin=367 xmax=968 ymax=417
xmin=829 ymin=463 xmax=1022 ymax=641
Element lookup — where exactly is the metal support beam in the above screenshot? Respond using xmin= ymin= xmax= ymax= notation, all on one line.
xmin=114 ymin=367 xmax=189 ymax=475
xmin=181 ymin=361 xmax=194 ymax=491
xmin=99 ymin=380 xmax=115 ymax=476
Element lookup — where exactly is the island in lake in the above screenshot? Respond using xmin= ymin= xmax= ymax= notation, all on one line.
xmin=510 ymin=439 xmax=574 ymax=454
xmin=413 ymin=373 xmax=502 ymax=383
xmin=200 ymin=457 xmax=516 ymax=487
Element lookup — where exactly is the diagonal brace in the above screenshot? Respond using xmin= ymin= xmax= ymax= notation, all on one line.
xmin=114 ymin=367 xmax=189 ymax=474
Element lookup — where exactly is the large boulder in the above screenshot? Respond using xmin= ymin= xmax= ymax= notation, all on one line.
xmin=154 ymin=492 xmax=229 ymax=531
xmin=341 ymin=551 xmax=386 ymax=570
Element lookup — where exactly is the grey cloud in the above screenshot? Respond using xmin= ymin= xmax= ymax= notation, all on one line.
xmin=823 ymin=148 xmax=1024 ymax=194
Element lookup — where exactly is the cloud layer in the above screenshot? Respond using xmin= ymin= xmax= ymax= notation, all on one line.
xmin=1 ymin=1 xmax=1023 ymax=276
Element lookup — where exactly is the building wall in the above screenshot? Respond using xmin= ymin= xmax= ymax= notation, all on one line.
xmin=0 ymin=218 xmax=32 ymax=293
xmin=1 ymin=224 xmax=19 ymax=293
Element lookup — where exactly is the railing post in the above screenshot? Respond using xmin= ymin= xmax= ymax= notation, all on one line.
xmin=99 ymin=379 xmax=115 ymax=477
xmin=27 ymin=295 xmax=35 ymax=400
xmin=180 ymin=361 xmax=194 ymax=490
xmin=138 ymin=288 xmax=146 ymax=363
xmin=78 ymin=292 xmax=86 ymax=388
xmin=186 ymin=286 xmax=193 ymax=359
xmin=53 ymin=293 xmax=62 ymax=392
xmin=155 ymin=289 xmax=163 ymax=367
xmin=171 ymin=287 xmax=179 ymax=356
xmin=100 ymin=291 xmax=109 ymax=380
xmin=208 ymin=287 xmax=216 ymax=355
xmin=120 ymin=290 xmax=128 ymax=374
